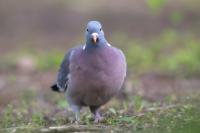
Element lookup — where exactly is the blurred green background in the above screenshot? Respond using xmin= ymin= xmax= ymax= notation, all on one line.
xmin=1 ymin=0 xmax=200 ymax=75
xmin=0 ymin=0 xmax=200 ymax=132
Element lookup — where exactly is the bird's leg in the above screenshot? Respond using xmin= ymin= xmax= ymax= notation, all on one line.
xmin=89 ymin=106 xmax=104 ymax=123
xmin=71 ymin=105 xmax=81 ymax=123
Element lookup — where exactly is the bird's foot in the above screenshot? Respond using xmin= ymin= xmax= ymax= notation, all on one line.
xmin=70 ymin=118 xmax=80 ymax=124
xmin=74 ymin=120 xmax=80 ymax=124
xmin=94 ymin=116 xmax=104 ymax=123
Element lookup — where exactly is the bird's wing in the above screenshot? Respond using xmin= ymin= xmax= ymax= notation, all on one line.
xmin=56 ymin=48 xmax=75 ymax=92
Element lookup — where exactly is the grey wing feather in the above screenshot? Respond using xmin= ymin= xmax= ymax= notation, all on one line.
xmin=56 ymin=48 xmax=74 ymax=91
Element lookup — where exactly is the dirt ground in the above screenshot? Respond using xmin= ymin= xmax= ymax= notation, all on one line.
xmin=0 ymin=69 xmax=199 ymax=110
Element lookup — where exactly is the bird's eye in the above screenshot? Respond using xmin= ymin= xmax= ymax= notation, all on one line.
xmin=87 ymin=29 xmax=89 ymax=32
xmin=100 ymin=28 xmax=102 ymax=31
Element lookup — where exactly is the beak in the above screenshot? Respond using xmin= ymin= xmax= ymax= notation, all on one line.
xmin=91 ymin=33 xmax=98 ymax=44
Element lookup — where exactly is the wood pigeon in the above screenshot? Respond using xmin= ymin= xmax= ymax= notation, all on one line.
xmin=51 ymin=21 xmax=127 ymax=123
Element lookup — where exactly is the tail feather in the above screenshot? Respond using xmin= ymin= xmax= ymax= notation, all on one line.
xmin=51 ymin=84 xmax=61 ymax=92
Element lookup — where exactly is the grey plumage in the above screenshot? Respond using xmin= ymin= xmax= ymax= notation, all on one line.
xmin=51 ymin=48 xmax=74 ymax=92
xmin=51 ymin=21 xmax=127 ymax=123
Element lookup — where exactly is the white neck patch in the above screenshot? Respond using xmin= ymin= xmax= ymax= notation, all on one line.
xmin=83 ymin=44 xmax=86 ymax=50
xmin=107 ymin=43 xmax=111 ymax=47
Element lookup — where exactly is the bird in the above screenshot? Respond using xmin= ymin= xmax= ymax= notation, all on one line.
xmin=51 ymin=21 xmax=127 ymax=123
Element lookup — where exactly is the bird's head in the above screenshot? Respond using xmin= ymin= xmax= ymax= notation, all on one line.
xmin=85 ymin=21 xmax=107 ymax=46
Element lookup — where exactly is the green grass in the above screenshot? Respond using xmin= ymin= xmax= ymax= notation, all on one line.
xmin=0 ymin=94 xmax=200 ymax=133
xmin=147 ymin=0 xmax=166 ymax=12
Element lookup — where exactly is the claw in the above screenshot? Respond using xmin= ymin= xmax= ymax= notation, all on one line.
xmin=93 ymin=111 xmax=104 ymax=123
xmin=75 ymin=120 xmax=79 ymax=124
xmin=94 ymin=116 xmax=104 ymax=123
